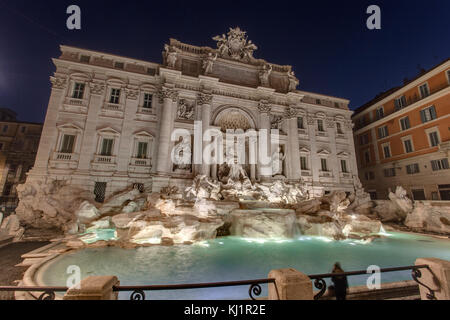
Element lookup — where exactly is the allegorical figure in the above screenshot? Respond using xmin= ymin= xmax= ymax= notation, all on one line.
xmin=287 ymin=71 xmax=299 ymax=92
xmin=272 ymin=146 xmax=286 ymax=176
xmin=259 ymin=64 xmax=273 ymax=87
xmin=164 ymin=44 xmax=178 ymax=69
xmin=172 ymin=136 xmax=192 ymax=172
xmin=203 ymin=52 xmax=218 ymax=75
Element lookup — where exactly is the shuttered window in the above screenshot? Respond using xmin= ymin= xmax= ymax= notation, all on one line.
xmin=420 ymin=106 xmax=437 ymax=123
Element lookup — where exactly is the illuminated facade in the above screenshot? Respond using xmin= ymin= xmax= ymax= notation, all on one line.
xmin=352 ymin=59 xmax=450 ymax=200
xmin=27 ymin=28 xmax=359 ymax=202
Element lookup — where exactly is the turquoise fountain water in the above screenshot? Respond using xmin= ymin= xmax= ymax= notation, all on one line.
xmin=40 ymin=232 xmax=450 ymax=300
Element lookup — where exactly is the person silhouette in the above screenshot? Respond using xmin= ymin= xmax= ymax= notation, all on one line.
xmin=331 ymin=262 xmax=349 ymax=300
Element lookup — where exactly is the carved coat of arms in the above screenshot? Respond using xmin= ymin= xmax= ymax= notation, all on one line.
xmin=213 ymin=27 xmax=258 ymax=61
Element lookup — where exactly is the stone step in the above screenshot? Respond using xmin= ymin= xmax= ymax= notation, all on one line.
xmin=0 ymin=234 xmax=15 ymax=247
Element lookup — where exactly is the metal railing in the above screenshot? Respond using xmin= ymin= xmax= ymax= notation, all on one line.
xmin=0 ymin=265 xmax=435 ymax=300
xmin=309 ymin=264 xmax=434 ymax=300
xmin=113 ymin=278 xmax=276 ymax=301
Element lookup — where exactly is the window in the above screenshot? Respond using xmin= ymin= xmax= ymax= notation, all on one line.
xmin=384 ymin=168 xmax=396 ymax=177
xmin=383 ymin=144 xmax=391 ymax=159
xmin=340 ymin=160 xmax=348 ymax=173
xmin=429 ymin=131 xmax=440 ymax=147
xmin=143 ymin=93 xmax=153 ymax=109
xmin=321 ymin=158 xmax=328 ymax=172
xmin=420 ymin=106 xmax=437 ymax=123
xmin=0 ymin=142 xmax=3 ymax=150
xmin=406 ymin=163 xmax=420 ymax=174
xmin=369 ymin=191 xmax=378 ymax=200
xmin=297 ymin=117 xmax=304 ymax=129
xmin=72 ymin=83 xmax=85 ymax=99
xmin=419 ymin=83 xmax=430 ymax=98
xmin=137 ymin=142 xmax=148 ymax=159
xmin=60 ymin=135 xmax=75 ymax=154
xmin=2 ymin=125 xmax=8 ymax=133
xmin=376 ymin=107 xmax=384 ymax=120
xmin=412 ymin=189 xmax=426 ymax=201
xmin=360 ymin=134 xmax=369 ymax=145
xmin=431 ymin=158 xmax=450 ymax=171
xmin=447 ymin=70 xmax=450 ymax=84
xmin=365 ymin=171 xmax=375 ymax=180
xmin=400 ymin=117 xmax=410 ymax=131
xmin=21 ymin=126 xmax=26 ymax=133
xmin=94 ymin=182 xmax=107 ymax=203
xmin=300 ymin=157 xmax=308 ymax=170
xmin=147 ymin=68 xmax=156 ymax=76
xmin=378 ymin=126 xmax=389 ymax=139
xmin=336 ymin=122 xmax=343 ymax=134
xmin=101 ymin=139 xmax=114 ymax=156
xmin=334 ymin=102 xmax=340 ymax=108
xmin=80 ymin=55 xmax=91 ymax=63
xmin=317 ymin=119 xmax=324 ymax=132
xmin=316 ymin=99 xmax=321 ymax=105
xmin=403 ymin=138 xmax=414 ymax=153
xmin=109 ymin=88 xmax=121 ymax=104
xmin=364 ymin=150 xmax=371 ymax=164
xmin=394 ymin=96 xmax=407 ymax=110
xmin=114 ymin=62 xmax=124 ymax=69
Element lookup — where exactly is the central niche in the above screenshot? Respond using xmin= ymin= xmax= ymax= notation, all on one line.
xmin=215 ymin=107 xmax=254 ymax=132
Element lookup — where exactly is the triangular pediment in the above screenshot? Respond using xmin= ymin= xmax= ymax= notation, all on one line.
xmin=134 ymin=130 xmax=154 ymax=138
xmin=57 ymin=123 xmax=83 ymax=131
xmin=317 ymin=149 xmax=331 ymax=156
xmin=97 ymin=126 xmax=121 ymax=136
xmin=337 ymin=151 xmax=351 ymax=157
xmin=299 ymin=146 xmax=311 ymax=153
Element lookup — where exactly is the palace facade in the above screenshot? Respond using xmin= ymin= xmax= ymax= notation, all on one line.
xmin=352 ymin=59 xmax=450 ymax=201
xmin=27 ymin=28 xmax=359 ymax=202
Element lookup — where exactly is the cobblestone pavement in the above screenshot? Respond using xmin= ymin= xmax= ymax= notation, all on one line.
xmin=0 ymin=242 xmax=50 ymax=300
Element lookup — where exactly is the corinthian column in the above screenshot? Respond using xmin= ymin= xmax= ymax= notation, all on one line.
xmin=285 ymin=107 xmax=301 ymax=181
xmin=156 ymin=87 xmax=178 ymax=175
xmin=258 ymin=100 xmax=272 ymax=181
xmin=199 ymin=93 xmax=213 ymax=177
xmin=32 ymin=76 xmax=68 ymax=176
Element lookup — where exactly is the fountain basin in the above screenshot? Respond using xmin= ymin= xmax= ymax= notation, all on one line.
xmin=36 ymin=232 xmax=450 ymax=300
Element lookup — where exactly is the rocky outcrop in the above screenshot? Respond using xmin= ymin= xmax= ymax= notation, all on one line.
xmin=99 ymin=188 xmax=143 ymax=215
xmin=405 ymin=202 xmax=450 ymax=234
xmin=388 ymin=186 xmax=414 ymax=216
xmin=15 ymin=180 xmax=94 ymax=230
xmin=0 ymin=214 xmax=25 ymax=241
xmin=231 ymin=209 xmax=297 ymax=238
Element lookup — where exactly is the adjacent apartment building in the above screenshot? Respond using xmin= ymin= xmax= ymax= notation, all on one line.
xmin=352 ymin=59 xmax=450 ymax=201
xmin=0 ymin=108 xmax=43 ymax=213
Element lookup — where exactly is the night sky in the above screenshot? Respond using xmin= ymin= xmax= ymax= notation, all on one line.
xmin=1 ymin=0 xmax=449 ymax=123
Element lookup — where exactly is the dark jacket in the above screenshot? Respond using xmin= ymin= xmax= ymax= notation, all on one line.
xmin=331 ymin=273 xmax=349 ymax=299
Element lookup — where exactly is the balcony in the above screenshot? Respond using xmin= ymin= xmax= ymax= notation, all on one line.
xmin=49 ymin=152 xmax=79 ymax=170
xmin=340 ymin=172 xmax=352 ymax=179
xmin=61 ymin=97 xmax=88 ymax=114
xmin=91 ymin=154 xmax=117 ymax=171
xmin=100 ymin=103 xmax=125 ymax=119
xmin=129 ymin=157 xmax=152 ymax=175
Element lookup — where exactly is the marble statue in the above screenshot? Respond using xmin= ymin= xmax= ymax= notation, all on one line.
xmin=164 ymin=44 xmax=178 ymax=68
xmin=272 ymin=147 xmax=286 ymax=176
xmin=173 ymin=137 xmax=192 ymax=172
xmin=213 ymin=27 xmax=258 ymax=61
xmin=287 ymin=71 xmax=299 ymax=92
xmin=259 ymin=64 xmax=273 ymax=87
xmin=226 ymin=159 xmax=248 ymax=182
xmin=177 ymin=99 xmax=195 ymax=120
xmin=203 ymin=52 xmax=218 ymax=75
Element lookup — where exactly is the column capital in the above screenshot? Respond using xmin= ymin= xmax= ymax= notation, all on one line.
xmin=159 ymin=87 xmax=178 ymax=102
xmin=258 ymin=100 xmax=272 ymax=114
xmin=89 ymin=81 xmax=106 ymax=95
xmin=283 ymin=106 xmax=298 ymax=119
xmin=198 ymin=92 xmax=213 ymax=105
xmin=125 ymin=86 xmax=139 ymax=100
xmin=50 ymin=76 xmax=68 ymax=90
xmin=306 ymin=114 xmax=316 ymax=126
xmin=325 ymin=117 xmax=335 ymax=129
